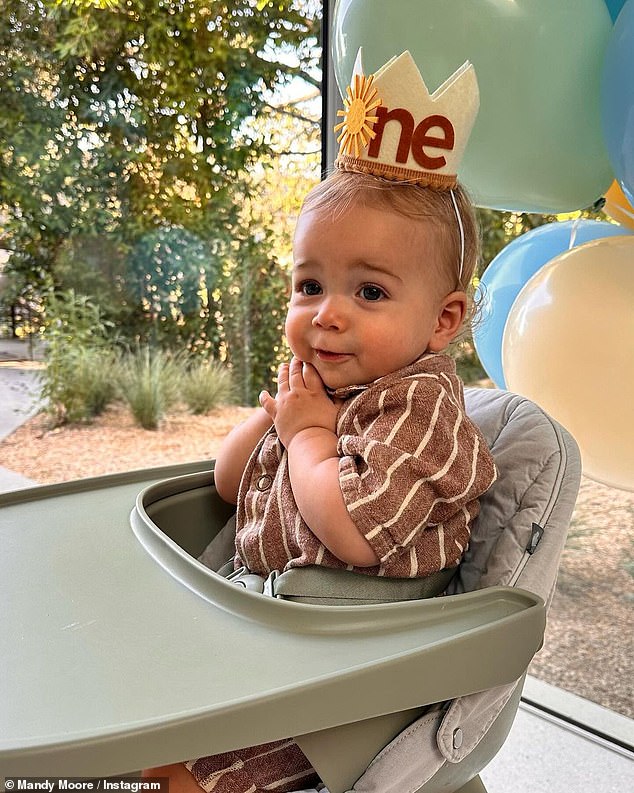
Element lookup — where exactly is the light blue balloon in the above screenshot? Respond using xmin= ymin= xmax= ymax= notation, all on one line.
xmin=605 ymin=0 xmax=626 ymax=22
xmin=602 ymin=0 xmax=634 ymax=203
xmin=474 ymin=221 xmax=633 ymax=388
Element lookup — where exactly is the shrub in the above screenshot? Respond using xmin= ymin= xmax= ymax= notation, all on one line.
xmin=39 ymin=290 xmax=116 ymax=426
xmin=40 ymin=346 xmax=118 ymax=426
xmin=116 ymin=346 xmax=184 ymax=430
xmin=181 ymin=360 xmax=234 ymax=415
xmin=70 ymin=347 xmax=118 ymax=420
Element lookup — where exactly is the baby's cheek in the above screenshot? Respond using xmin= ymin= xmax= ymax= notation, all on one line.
xmin=287 ymin=339 xmax=308 ymax=364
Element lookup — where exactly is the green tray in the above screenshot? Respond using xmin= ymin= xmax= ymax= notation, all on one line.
xmin=0 ymin=462 xmax=545 ymax=778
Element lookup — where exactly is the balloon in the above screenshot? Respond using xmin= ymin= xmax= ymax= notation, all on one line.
xmin=332 ymin=0 xmax=614 ymax=213
xmin=474 ymin=220 xmax=632 ymax=388
xmin=603 ymin=180 xmax=634 ymax=230
xmin=502 ymin=235 xmax=634 ymax=491
xmin=601 ymin=0 xmax=634 ymax=203
xmin=605 ymin=0 xmax=627 ymax=21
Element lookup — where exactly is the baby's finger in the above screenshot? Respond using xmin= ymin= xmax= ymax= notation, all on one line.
xmin=302 ymin=361 xmax=325 ymax=392
xmin=276 ymin=362 xmax=290 ymax=393
xmin=289 ymin=356 xmax=305 ymax=389
xmin=259 ymin=390 xmax=276 ymax=419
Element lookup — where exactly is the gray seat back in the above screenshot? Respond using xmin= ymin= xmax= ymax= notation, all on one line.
xmin=452 ymin=387 xmax=582 ymax=603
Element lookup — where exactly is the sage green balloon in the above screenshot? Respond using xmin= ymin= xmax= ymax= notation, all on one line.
xmin=332 ymin=0 xmax=614 ymax=213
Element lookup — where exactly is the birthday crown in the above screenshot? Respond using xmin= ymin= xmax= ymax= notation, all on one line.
xmin=335 ymin=50 xmax=479 ymax=189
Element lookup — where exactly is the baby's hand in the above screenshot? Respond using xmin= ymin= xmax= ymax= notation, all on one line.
xmin=259 ymin=358 xmax=340 ymax=448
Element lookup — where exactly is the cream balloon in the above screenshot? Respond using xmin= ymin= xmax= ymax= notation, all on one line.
xmin=502 ymin=235 xmax=634 ymax=491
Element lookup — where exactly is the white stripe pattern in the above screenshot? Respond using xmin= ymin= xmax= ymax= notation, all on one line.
xmin=384 ymin=380 xmax=417 ymax=445
xmin=336 ymin=389 xmax=365 ymax=430
xmin=197 ymin=759 xmax=244 ymax=791
xmin=263 ymin=770 xmax=319 ymax=790
xmin=234 ymin=353 xmax=496 ymax=581
xmin=352 ymin=449 xmax=412 ymax=519
xmin=277 ymin=451 xmax=291 ymax=564
xmin=438 ymin=524 xmax=446 ymax=569
xmin=413 ymin=390 xmax=445 ymax=457
xmin=351 ymin=406 xmax=464 ymax=523
xmin=440 ymin=371 xmax=461 ymax=403
xmin=380 ymin=434 xmax=483 ymax=558
xmin=409 ymin=546 xmax=418 ymax=577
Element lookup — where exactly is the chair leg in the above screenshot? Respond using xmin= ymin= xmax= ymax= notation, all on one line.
xmin=453 ymin=775 xmax=488 ymax=793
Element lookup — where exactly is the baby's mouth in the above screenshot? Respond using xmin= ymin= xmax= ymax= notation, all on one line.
xmin=315 ymin=349 xmax=352 ymax=362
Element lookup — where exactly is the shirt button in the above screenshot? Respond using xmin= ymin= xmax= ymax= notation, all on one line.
xmin=256 ymin=474 xmax=273 ymax=492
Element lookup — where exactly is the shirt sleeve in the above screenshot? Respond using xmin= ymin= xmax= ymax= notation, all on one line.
xmin=337 ymin=377 xmax=497 ymax=564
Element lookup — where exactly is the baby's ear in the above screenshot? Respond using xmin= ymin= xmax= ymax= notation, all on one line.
xmin=428 ymin=292 xmax=467 ymax=352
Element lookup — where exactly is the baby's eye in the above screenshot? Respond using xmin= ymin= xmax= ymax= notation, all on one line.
xmin=299 ymin=280 xmax=322 ymax=296
xmin=359 ymin=284 xmax=386 ymax=301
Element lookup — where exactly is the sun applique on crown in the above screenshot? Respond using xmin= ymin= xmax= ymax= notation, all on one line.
xmin=335 ymin=50 xmax=480 ymax=189
xmin=334 ymin=73 xmax=382 ymax=158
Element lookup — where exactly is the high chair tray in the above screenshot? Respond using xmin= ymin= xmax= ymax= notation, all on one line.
xmin=0 ymin=462 xmax=545 ymax=777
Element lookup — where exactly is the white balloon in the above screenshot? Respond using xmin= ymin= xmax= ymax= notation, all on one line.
xmin=502 ymin=235 xmax=634 ymax=491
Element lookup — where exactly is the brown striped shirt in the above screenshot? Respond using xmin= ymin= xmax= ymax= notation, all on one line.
xmin=234 ymin=353 xmax=497 ymax=578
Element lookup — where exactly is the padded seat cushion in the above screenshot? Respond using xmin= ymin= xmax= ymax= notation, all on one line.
xmin=451 ymin=388 xmax=581 ymax=601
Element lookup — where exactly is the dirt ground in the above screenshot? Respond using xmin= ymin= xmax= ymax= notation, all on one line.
xmin=1 ymin=401 xmax=632 ymax=719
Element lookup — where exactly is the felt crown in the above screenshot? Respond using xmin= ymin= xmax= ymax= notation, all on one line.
xmin=335 ymin=50 xmax=479 ymax=189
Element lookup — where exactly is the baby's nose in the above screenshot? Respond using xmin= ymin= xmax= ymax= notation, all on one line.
xmin=312 ymin=296 xmax=347 ymax=330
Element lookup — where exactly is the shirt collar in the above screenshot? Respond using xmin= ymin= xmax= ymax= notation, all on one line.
xmin=326 ymin=352 xmax=438 ymax=401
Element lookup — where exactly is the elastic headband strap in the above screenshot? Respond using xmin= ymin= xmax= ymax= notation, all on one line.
xmin=450 ymin=188 xmax=465 ymax=284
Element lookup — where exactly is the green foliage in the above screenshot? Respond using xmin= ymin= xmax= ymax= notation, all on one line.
xmin=219 ymin=228 xmax=290 ymax=405
xmin=73 ymin=346 xmax=119 ymax=417
xmin=128 ymin=227 xmax=216 ymax=316
xmin=38 ymin=290 xmax=116 ymax=426
xmin=1 ymin=0 xmax=319 ymax=247
xmin=0 ymin=0 xmax=321 ymax=395
xmin=450 ymin=338 xmax=488 ymax=385
xmin=39 ymin=345 xmax=118 ymax=426
xmin=476 ymin=204 xmax=606 ymax=275
xmin=476 ymin=209 xmax=557 ymax=276
xmin=181 ymin=359 xmax=234 ymax=415
xmin=116 ymin=346 xmax=184 ymax=430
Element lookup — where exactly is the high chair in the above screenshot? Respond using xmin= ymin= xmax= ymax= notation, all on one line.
xmin=0 ymin=388 xmax=581 ymax=792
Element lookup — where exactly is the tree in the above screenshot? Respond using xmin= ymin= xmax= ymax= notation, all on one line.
xmin=223 ymin=84 xmax=321 ymax=400
xmin=0 ymin=0 xmax=321 ymax=380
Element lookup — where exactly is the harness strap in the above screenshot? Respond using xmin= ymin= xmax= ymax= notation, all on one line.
xmin=223 ymin=563 xmax=456 ymax=605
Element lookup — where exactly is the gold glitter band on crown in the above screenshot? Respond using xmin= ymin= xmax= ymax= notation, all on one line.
xmin=336 ymin=155 xmax=457 ymax=189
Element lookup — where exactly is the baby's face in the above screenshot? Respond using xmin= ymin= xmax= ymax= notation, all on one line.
xmin=286 ymin=203 xmax=453 ymax=390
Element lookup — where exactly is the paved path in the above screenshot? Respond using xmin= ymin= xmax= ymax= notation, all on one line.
xmin=0 ymin=338 xmax=43 ymax=493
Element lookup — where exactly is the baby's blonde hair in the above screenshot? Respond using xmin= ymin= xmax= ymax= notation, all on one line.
xmin=300 ymin=170 xmax=480 ymax=330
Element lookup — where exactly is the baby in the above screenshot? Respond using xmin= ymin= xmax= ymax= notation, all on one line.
xmin=146 ymin=170 xmax=497 ymax=793
xmin=145 ymin=50 xmax=497 ymax=793
xmin=215 ymin=171 xmax=496 ymax=583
